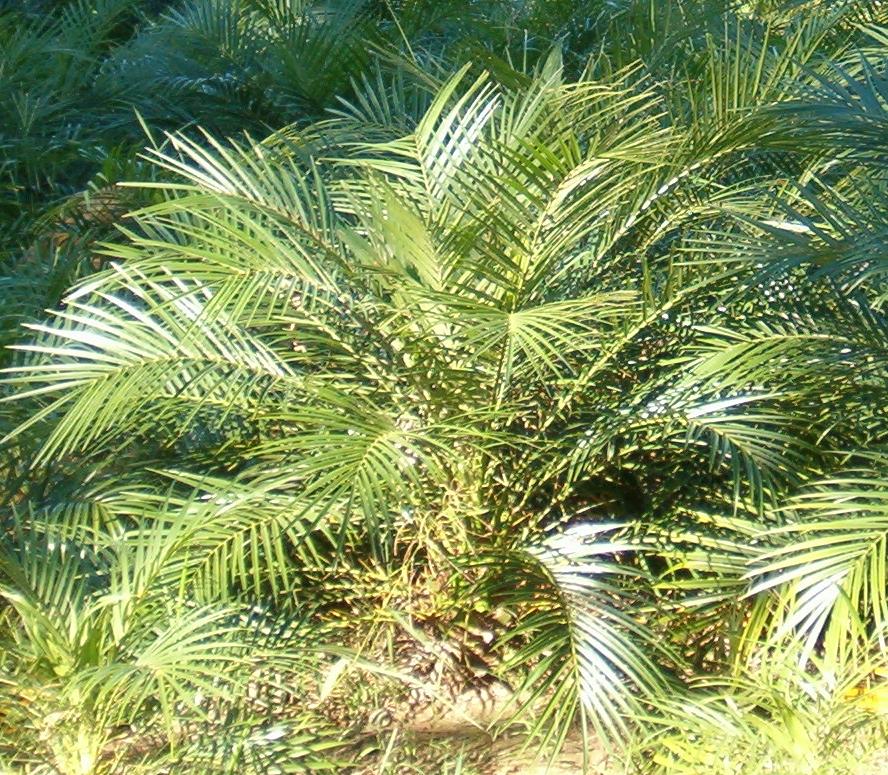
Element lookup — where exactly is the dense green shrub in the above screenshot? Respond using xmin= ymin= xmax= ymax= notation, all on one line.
xmin=1 ymin=2 xmax=887 ymax=772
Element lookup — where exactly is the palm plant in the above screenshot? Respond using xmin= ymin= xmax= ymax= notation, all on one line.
xmin=0 ymin=496 xmax=345 ymax=773
xmin=1 ymin=0 xmax=888 ymax=772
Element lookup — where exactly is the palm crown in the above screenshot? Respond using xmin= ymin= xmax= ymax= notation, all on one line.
xmin=2 ymin=1 xmax=888 ymax=773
